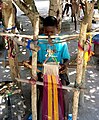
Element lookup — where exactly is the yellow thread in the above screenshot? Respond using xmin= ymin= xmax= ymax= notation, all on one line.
xmin=84 ymin=51 xmax=88 ymax=65
xmin=88 ymin=33 xmax=94 ymax=61
xmin=52 ymin=75 xmax=59 ymax=120
xmin=48 ymin=75 xmax=52 ymax=120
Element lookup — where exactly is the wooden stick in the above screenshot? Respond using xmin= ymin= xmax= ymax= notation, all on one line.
xmin=0 ymin=32 xmax=79 ymax=39
xmin=23 ymin=61 xmax=41 ymax=72
xmin=68 ymin=64 xmax=97 ymax=68
xmin=0 ymin=31 xmax=99 ymax=40
xmin=15 ymin=77 xmax=86 ymax=91
xmin=13 ymin=37 xmax=39 ymax=51
xmin=2 ymin=60 xmax=96 ymax=69
xmin=0 ymin=32 xmax=78 ymax=45
xmin=2 ymin=60 xmax=41 ymax=72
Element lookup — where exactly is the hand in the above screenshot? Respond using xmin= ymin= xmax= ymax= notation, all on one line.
xmin=59 ymin=64 xmax=66 ymax=74
xmin=33 ymin=35 xmax=38 ymax=40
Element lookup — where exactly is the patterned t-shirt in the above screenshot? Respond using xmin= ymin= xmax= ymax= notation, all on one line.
xmin=37 ymin=36 xmax=70 ymax=64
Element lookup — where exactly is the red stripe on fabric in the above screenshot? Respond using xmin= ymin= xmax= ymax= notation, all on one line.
xmin=57 ymin=76 xmax=64 ymax=120
xmin=52 ymin=75 xmax=59 ymax=120
xmin=42 ymin=74 xmax=48 ymax=120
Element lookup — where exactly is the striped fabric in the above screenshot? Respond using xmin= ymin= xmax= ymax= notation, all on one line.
xmin=42 ymin=74 xmax=64 ymax=120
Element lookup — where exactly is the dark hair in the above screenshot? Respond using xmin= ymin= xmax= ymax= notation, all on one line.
xmin=43 ymin=16 xmax=58 ymax=27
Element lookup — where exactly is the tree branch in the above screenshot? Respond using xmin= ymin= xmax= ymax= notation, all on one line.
xmin=13 ymin=0 xmax=39 ymax=22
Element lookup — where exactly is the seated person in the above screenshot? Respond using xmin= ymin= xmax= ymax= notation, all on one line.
xmin=30 ymin=16 xmax=70 ymax=120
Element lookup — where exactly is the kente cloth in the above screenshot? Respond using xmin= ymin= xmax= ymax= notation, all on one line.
xmin=42 ymin=63 xmax=64 ymax=120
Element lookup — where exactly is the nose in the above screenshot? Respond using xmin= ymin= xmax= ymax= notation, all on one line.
xmin=48 ymin=32 xmax=52 ymax=36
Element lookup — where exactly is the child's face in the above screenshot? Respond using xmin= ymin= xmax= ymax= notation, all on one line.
xmin=44 ymin=26 xmax=57 ymax=36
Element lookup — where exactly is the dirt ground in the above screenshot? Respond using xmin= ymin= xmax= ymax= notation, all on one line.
xmin=0 ymin=14 xmax=99 ymax=120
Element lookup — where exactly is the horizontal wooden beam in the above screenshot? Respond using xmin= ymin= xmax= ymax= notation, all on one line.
xmin=2 ymin=60 xmax=41 ymax=72
xmin=0 ymin=32 xmax=99 ymax=41
xmin=15 ymin=77 xmax=86 ymax=91
xmin=2 ymin=60 xmax=96 ymax=69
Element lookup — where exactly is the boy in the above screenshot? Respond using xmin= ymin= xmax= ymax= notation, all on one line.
xmin=30 ymin=16 xmax=70 ymax=120
xmin=37 ymin=16 xmax=70 ymax=85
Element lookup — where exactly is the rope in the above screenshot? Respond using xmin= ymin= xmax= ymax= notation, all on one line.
xmin=5 ymin=26 xmax=16 ymax=31
xmin=26 ymin=40 xmax=33 ymax=50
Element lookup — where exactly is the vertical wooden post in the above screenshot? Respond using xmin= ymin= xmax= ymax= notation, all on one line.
xmin=79 ymin=62 xmax=86 ymax=106
xmin=31 ymin=14 xmax=39 ymax=120
xmin=72 ymin=1 xmax=95 ymax=119
xmin=79 ymin=1 xmax=95 ymax=107
xmin=49 ymin=0 xmax=63 ymax=33
xmin=72 ymin=16 xmax=88 ymax=120
xmin=31 ymin=51 xmax=37 ymax=120
xmin=2 ymin=1 xmax=20 ymax=84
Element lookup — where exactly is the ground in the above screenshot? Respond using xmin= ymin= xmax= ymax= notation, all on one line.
xmin=0 ymin=5 xmax=99 ymax=120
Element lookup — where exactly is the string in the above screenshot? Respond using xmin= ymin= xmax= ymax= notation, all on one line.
xmin=5 ymin=26 xmax=16 ymax=31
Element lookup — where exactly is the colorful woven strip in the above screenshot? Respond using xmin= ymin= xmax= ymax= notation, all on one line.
xmin=48 ymin=75 xmax=52 ymax=120
xmin=52 ymin=75 xmax=59 ymax=120
xmin=42 ymin=55 xmax=66 ymax=120
xmin=58 ymin=79 xmax=64 ymax=120
xmin=42 ymin=74 xmax=64 ymax=120
xmin=42 ymin=74 xmax=48 ymax=120
xmin=84 ymin=34 xmax=94 ymax=65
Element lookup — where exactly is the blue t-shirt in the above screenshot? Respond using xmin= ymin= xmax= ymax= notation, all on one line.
xmin=37 ymin=36 xmax=70 ymax=64
xmin=29 ymin=35 xmax=70 ymax=64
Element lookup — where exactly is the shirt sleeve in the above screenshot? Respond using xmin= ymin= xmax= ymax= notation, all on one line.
xmin=61 ymin=42 xmax=70 ymax=60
